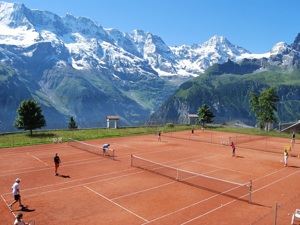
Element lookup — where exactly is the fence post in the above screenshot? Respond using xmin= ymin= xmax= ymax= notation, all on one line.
xmin=274 ymin=202 xmax=278 ymax=225
xmin=249 ymin=180 xmax=252 ymax=203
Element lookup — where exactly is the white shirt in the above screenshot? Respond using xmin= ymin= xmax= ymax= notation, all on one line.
xmin=12 ymin=182 xmax=20 ymax=195
xmin=14 ymin=218 xmax=25 ymax=225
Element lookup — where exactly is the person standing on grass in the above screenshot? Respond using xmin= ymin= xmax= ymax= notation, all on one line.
xmin=102 ymin=144 xmax=110 ymax=155
xmin=9 ymin=178 xmax=24 ymax=210
xmin=54 ymin=153 xmax=61 ymax=176
xmin=14 ymin=213 xmax=29 ymax=225
xmin=284 ymin=149 xmax=289 ymax=167
xmin=230 ymin=142 xmax=236 ymax=157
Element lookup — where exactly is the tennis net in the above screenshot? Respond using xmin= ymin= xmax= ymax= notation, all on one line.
xmin=68 ymin=138 xmax=115 ymax=159
xmin=131 ymin=155 xmax=252 ymax=202
xmin=229 ymin=134 xmax=266 ymax=145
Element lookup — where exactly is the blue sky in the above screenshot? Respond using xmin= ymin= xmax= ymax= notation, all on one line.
xmin=3 ymin=0 xmax=300 ymax=53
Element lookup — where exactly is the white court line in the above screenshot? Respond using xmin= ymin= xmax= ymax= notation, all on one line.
xmin=112 ymin=168 xmax=222 ymax=201
xmin=84 ymin=186 xmax=148 ymax=222
xmin=1 ymin=195 xmax=16 ymax=218
xmin=0 ymin=150 xmax=126 ymax=178
xmin=180 ymin=168 xmax=300 ymax=225
xmin=193 ymin=161 xmax=254 ymax=176
xmin=141 ymin=181 xmax=249 ymax=225
xmin=141 ymin=167 xmax=295 ymax=224
xmin=27 ymin=152 xmax=48 ymax=165
xmin=252 ymin=168 xmax=300 ymax=193
xmin=112 ymin=180 xmax=177 ymax=200
xmin=2 ymin=156 xmax=291 ymax=224
xmin=2 ymin=168 xmax=144 ymax=197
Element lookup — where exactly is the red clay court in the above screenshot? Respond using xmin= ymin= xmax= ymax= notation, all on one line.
xmin=1 ymin=130 xmax=300 ymax=225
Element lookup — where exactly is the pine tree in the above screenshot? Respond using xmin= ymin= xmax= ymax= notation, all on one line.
xmin=14 ymin=99 xmax=46 ymax=135
xmin=250 ymin=87 xmax=279 ymax=130
xmin=68 ymin=116 xmax=78 ymax=129
xmin=196 ymin=104 xmax=215 ymax=126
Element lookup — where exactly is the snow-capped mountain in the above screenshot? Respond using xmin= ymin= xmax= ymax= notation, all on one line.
xmin=0 ymin=1 xmax=300 ymax=131
xmin=1 ymin=1 xmax=286 ymax=79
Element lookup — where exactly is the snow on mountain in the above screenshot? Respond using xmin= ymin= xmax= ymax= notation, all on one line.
xmin=171 ymin=35 xmax=252 ymax=75
xmin=270 ymin=42 xmax=288 ymax=55
xmin=0 ymin=1 xmax=296 ymax=78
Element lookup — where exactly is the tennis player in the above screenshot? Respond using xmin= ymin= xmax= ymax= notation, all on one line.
xmin=54 ymin=153 xmax=61 ymax=176
xmin=102 ymin=144 xmax=110 ymax=155
xmin=230 ymin=142 xmax=236 ymax=157
xmin=14 ymin=213 xmax=29 ymax=225
xmin=284 ymin=149 xmax=289 ymax=167
xmin=157 ymin=131 xmax=161 ymax=141
xmin=292 ymin=132 xmax=296 ymax=147
xmin=9 ymin=178 xmax=24 ymax=210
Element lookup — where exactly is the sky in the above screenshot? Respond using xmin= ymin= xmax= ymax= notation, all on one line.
xmin=3 ymin=0 xmax=300 ymax=53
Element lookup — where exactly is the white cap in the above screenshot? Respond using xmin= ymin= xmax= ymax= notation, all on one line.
xmin=15 ymin=178 xmax=21 ymax=182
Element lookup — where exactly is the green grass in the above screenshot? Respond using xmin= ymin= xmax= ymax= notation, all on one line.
xmin=0 ymin=125 xmax=292 ymax=148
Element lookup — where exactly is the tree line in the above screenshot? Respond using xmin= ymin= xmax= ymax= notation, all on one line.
xmin=14 ymin=87 xmax=279 ymax=134
xmin=14 ymin=99 xmax=78 ymax=135
xmin=195 ymin=87 xmax=279 ymax=130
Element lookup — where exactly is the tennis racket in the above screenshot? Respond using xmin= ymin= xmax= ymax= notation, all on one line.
xmin=28 ymin=220 xmax=35 ymax=225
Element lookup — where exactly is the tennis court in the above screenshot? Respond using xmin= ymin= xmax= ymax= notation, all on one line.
xmin=1 ymin=130 xmax=300 ymax=224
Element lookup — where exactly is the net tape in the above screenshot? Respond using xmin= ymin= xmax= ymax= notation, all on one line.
xmin=68 ymin=138 xmax=115 ymax=159
xmin=131 ymin=154 xmax=251 ymax=202
xmin=229 ymin=134 xmax=266 ymax=145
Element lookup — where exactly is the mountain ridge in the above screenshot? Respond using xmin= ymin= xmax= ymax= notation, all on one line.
xmin=0 ymin=1 xmax=300 ymax=132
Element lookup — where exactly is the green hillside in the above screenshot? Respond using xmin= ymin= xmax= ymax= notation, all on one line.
xmin=151 ymin=67 xmax=300 ymax=125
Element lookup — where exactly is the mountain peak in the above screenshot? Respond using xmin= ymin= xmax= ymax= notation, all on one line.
xmin=0 ymin=1 xmax=29 ymax=28
xmin=208 ymin=35 xmax=227 ymax=42
xmin=291 ymin=33 xmax=300 ymax=51
xmin=270 ymin=42 xmax=288 ymax=55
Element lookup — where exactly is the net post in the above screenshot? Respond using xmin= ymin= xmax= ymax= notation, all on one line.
xmin=112 ymin=149 xmax=115 ymax=160
xmin=249 ymin=180 xmax=252 ymax=204
xmin=130 ymin=154 xmax=133 ymax=166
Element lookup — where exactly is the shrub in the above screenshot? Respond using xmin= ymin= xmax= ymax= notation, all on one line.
xmin=166 ymin=123 xmax=174 ymax=128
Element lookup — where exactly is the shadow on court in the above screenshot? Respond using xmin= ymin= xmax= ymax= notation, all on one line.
xmin=16 ymin=207 xmax=36 ymax=212
xmin=58 ymin=174 xmax=71 ymax=178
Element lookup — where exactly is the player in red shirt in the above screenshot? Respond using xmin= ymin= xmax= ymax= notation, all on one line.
xmin=230 ymin=142 xmax=235 ymax=157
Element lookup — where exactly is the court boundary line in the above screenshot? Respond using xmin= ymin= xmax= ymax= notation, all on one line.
xmin=140 ymin=166 xmax=297 ymax=224
xmin=26 ymin=152 xmax=48 ymax=166
xmin=84 ymin=185 xmax=149 ymax=222
xmin=1 ymin=195 xmax=16 ymax=218
xmin=2 ymin=166 xmax=290 ymax=224
xmin=1 ymin=135 xmax=296 ymax=224
xmin=0 ymin=156 xmax=108 ymax=178
xmin=112 ymin=167 xmax=223 ymax=201
xmin=180 ymin=168 xmax=300 ymax=224
xmin=1 ymin=168 xmax=144 ymax=197
xmin=192 ymin=161 xmax=254 ymax=176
